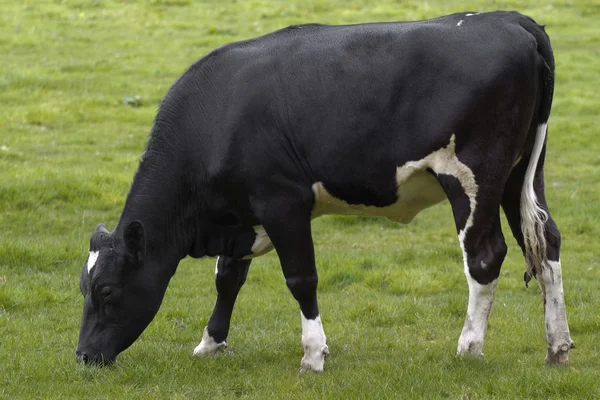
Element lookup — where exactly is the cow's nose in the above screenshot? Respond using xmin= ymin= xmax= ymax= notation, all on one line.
xmin=76 ymin=350 xmax=89 ymax=364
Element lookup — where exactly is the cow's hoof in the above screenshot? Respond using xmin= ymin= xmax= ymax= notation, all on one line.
xmin=299 ymin=345 xmax=329 ymax=373
xmin=545 ymin=341 xmax=574 ymax=366
xmin=456 ymin=341 xmax=484 ymax=359
xmin=457 ymin=351 xmax=484 ymax=360
xmin=193 ymin=328 xmax=227 ymax=356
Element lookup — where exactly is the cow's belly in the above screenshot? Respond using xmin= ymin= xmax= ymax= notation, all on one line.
xmin=311 ymin=169 xmax=446 ymax=224
xmin=245 ymin=171 xmax=446 ymax=259
xmin=246 ymin=134 xmax=471 ymax=259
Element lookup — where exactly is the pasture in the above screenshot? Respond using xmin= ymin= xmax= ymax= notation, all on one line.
xmin=1 ymin=0 xmax=599 ymax=398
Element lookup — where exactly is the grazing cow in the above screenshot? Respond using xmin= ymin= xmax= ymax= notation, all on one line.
xmin=77 ymin=11 xmax=573 ymax=371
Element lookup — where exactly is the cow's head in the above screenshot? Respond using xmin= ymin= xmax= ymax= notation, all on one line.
xmin=76 ymin=221 xmax=170 ymax=365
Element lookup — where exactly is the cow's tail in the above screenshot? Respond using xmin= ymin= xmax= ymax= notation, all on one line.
xmin=519 ymin=19 xmax=555 ymax=286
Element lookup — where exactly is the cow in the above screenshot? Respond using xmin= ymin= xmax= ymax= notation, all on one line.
xmin=76 ymin=11 xmax=574 ymax=371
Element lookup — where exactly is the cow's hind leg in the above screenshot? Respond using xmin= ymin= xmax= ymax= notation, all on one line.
xmin=456 ymin=214 xmax=505 ymax=357
xmin=194 ymin=256 xmax=251 ymax=355
xmin=259 ymin=199 xmax=328 ymax=372
xmin=436 ymin=166 xmax=508 ymax=358
xmin=502 ymin=158 xmax=573 ymax=365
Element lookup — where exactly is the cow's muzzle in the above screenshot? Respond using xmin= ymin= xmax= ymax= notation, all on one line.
xmin=76 ymin=350 xmax=115 ymax=366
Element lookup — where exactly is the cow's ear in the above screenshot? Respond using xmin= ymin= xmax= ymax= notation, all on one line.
xmin=95 ymin=223 xmax=109 ymax=235
xmin=124 ymin=220 xmax=146 ymax=263
xmin=90 ymin=223 xmax=110 ymax=250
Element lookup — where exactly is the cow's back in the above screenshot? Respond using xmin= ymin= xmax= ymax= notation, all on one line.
xmin=160 ymin=11 xmax=543 ymax=210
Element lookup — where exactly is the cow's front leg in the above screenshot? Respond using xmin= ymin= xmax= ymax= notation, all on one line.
xmin=194 ymin=256 xmax=250 ymax=356
xmin=261 ymin=201 xmax=328 ymax=372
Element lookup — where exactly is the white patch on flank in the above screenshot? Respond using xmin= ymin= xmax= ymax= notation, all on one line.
xmin=193 ymin=327 xmax=227 ymax=356
xmin=300 ymin=313 xmax=329 ymax=372
xmin=87 ymin=251 xmax=99 ymax=273
xmin=312 ymin=135 xmax=474 ymax=224
xmin=244 ymin=225 xmax=274 ymax=259
xmin=512 ymin=154 xmax=522 ymax=168
xmin=457 ymin=20 xmax=464 ymax=26
xmin=214 ymin=256 xmax=220 ymax=276
xmin=520 ymin=122 xmax=549 ymax=280
xmin=539 ymin=259 xmax=573 ymax=364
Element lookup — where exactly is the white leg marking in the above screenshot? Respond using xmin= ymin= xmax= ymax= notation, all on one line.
xmin=539 ymin=259 xmax=573 ymax=364
xmin=444 ymin=142 xmax=497 ymax=358
xmin=457 ymin=230 xmax=497 ymax=357
xmin=193 ymin=327 xmax=227 ymax=356
xmin=214 ymin=256 xmax=220 ymax=277
xmin=87 ymin=251 xmax=99 ymax=273
xmin=300 ymin=313 xmax=329 ymax=372
xmin=518 ymin=122 xmax=573 ymax=363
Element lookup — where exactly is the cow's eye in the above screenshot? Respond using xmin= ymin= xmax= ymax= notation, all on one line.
xmin=100 ymin=286 xmax=113 ymax=303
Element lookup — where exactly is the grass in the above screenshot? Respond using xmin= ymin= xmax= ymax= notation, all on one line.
xmin=1 ymin=0 xmax=599 ymax=398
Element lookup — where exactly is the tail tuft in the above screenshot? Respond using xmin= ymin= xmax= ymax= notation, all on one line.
xmin=520 ymin=122 xmax=549 ymax=284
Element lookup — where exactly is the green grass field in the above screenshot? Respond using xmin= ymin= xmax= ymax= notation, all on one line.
xmin=1 ymin=0 xmax=599 ymax=398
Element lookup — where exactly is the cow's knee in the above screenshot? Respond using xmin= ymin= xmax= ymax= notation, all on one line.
xmin=215 ymin=260 xmax=249 ymax=296
xmin=286 ymin=275 xmax=317 ymax=292
xmin=286 ymin=276 xmax=318 ymax=310
xmin=465 ymin=233 xmax=507 ymax=284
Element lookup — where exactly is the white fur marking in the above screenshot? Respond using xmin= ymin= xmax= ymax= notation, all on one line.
xmin=539 ymin=259 xmax=573 ymax=363
xmin=518 ymin=122 xmax=572 ymax=363
xmin=193 ymin=327 xmax=226 ymax=356
xmin=457 ymin=20 xmax=464 ymax=26
xmin=300 ymin=313 xmax=329 ymax=372
xmin=457 ymin=276 xmax=497 ymax=357
xmin=313 ymin=135 xmax=481 ymax=358
xmin=214 ymin=256 xmax=220 ymax=276
xmin=87 ymin=251 xmax=99 ymax=273
xmin=466 ymin=13 xmax=479 ymax=16
xmin=457 ymin=232 xmax=497 ymax=357
xmin=245 ymin=225 xmax=274 ymax=259
xmin=312 ymin=135 xmax=472 ymax=224
xmin=441 ymin=143 xmax=498 ymax=358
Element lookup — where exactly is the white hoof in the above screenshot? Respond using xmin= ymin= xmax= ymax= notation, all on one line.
xmin=299 ymin=314 xmax=328 ymax=372
xmin=193 ymin=328 xmax=226 ymax=356
xmin=456 ymin=341 xmax=484 ymax=358
xmin=299 ymin=344 xmax=329 ymax=373
xmin=545 ymin=340 xmax=575 ymax=366
xmin=457 ymin=324 xmax=484 ymax=358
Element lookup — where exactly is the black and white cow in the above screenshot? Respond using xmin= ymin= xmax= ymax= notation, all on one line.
xmin=77 ymin=11 xmax=573 ymax=371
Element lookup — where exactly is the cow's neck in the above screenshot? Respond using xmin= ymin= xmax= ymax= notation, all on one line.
xmin=115 ymin=144 xmax=196 ymax=269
